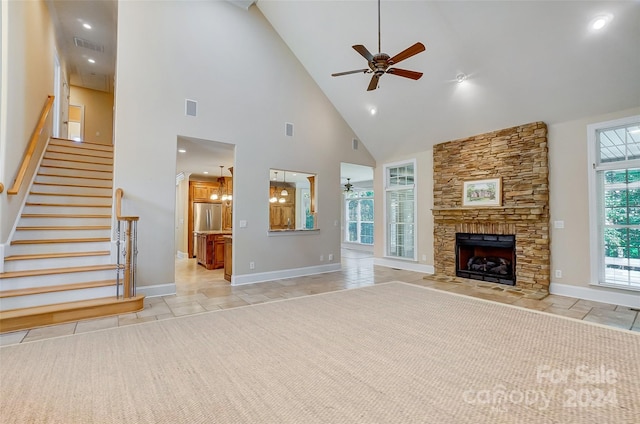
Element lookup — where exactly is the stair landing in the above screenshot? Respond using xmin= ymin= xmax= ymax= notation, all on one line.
xmin=0 ymin=295 xmax=144 ymax=333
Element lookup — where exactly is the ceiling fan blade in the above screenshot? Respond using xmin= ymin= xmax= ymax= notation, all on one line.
xmin=352 ymin=45 xmax=374 ymax=62
xmin=387 ymin=68 xmax=423 ymax=80
xmin=331 ymin=69 xmax=370 ymax=77
xmin=367 ymin=74 xmax=380 ymax=91
xmin=389 ymin=42 xmax=426 ymax=65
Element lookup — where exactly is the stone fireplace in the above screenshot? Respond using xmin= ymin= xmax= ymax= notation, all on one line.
xmin=432 ymin=122 xmax=550 ymax=293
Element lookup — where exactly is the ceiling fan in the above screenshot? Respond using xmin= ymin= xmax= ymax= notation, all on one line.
xmin=331 ymin=0 xmax=426 ymax=91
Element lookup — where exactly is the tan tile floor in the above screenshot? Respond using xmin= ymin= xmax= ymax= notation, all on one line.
xmin=1 ymin=249 xmax=638 ymax=346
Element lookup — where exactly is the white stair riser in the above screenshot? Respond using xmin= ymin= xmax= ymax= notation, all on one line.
xmin=44 ymin=152 xmax=113 ymax=165
xmin=0 ymin=286 xmax=117 ymax=311
xmin=50 ymin=140 xmax=113 ymax=153
xmin=17 ymin=217 xmax=111 ymax=226
xmin=3 ymin=255 xmax=112 ymax=272
xmin=7 ymin=241 xmax=111 ymax=256
xmin=31 ymin=183 xmax=113 ymax=196
xmin=1 ymin=269 xmax=117 ymax=292
xmin=13 ymin=228 xmax=111 ymax=241
xmin=27 ymin=194 xmax=112 ymax=206
xmin=39 ymin=166 xmax=112 ymax=179
xmin=23 ymin=205 xmax=112 ymax=215
xmin=34 ymin=175 xmax=112 ymax=187
xmin=41 ymin=158 xmax=113 ymax=172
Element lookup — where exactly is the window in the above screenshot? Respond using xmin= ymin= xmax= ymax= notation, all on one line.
xmin=345 ymin=190 xmax=374 ymax=245
xmin=588 ymin=116 xmax=640 ymax=291
xmin=385 ymin=161 xmax=416 ymax=260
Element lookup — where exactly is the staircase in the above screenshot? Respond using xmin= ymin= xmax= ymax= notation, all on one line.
xmin=0 ymin=138 xmax=144 ymax=333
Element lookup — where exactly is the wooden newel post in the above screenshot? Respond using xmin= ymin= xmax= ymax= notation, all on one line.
xmin=121 ymin=217 xmax=139 ymax=298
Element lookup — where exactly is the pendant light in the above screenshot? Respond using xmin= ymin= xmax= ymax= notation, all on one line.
xmin=280 ymin=171 xmax=289 ymax=197
xmin=210 ymin=165 xmax=224 ymax=200
xmin=270 ymin=171 xmax=279 ymax=203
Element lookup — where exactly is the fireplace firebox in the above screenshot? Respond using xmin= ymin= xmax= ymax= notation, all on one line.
xmin=455 ymin=233 xmax=516 ymax=286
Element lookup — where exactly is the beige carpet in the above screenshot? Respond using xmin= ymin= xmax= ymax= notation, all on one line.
xmin=1 ymin=282 xmax=638 ymax=423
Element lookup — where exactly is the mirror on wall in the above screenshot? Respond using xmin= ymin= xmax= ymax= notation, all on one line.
xmin=269 ymin=169 xmax=317 ymax=231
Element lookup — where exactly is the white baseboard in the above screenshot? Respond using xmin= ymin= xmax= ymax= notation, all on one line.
xmin=373 ymin=257 xmax=435 ymax=274
xmin=176 ymin=251 xmax=188 ymax=259
xmin=550 ymin=282 xmax=640 ymax=309
xmin=231 ymin=263 xmax=341 ymax=286
xmin=137 ymin=283 xmax=177 ymax=298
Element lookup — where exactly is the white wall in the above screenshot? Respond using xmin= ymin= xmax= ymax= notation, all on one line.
xmin=114 ymin=2 xmax=375 ymax=288
xmin=549 ymin=106 xmax=640 ymax=301
xmin=0 ymin=0 xmax=56 ymax=244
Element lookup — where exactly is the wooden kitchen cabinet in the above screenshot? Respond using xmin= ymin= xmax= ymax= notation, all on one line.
xmin=196 ymin=233 xmax=228 ymax=270
xmin=224 ymin=236 xmax=232 ymax=282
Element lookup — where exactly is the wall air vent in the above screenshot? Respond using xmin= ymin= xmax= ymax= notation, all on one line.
xmin=352 ymin=138 xmax=359 ymax=150
xmin=285 ymin=122 xmax=294 ymax=137
xmin=73 ymin=37 xmax=104 ymax=53
xmin=185 ymin=99 xmax=197 ymax=117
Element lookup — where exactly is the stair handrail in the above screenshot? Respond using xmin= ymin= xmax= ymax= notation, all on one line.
xmin=7 ymin=95 xmax=55 ymax=195
xmin=114 ymin=188 xmax=139 ymax=299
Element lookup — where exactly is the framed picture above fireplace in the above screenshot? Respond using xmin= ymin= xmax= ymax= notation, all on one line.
xmin=462 ymin=178 xmax=502 ymax=207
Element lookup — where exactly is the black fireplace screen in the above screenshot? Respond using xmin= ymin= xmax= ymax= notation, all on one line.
xmin=455 ymin=233 xmax=516 ymax=286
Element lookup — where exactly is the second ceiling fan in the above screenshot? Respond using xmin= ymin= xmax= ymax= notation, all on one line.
xmin=331 ymin=0 xmax=426 ymax=91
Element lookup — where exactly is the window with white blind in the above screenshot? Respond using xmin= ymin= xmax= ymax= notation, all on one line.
xmin=384 ymin=160 xmax=416 ymax=260
xmin=588 ymin=116 xmax=640 ymax=291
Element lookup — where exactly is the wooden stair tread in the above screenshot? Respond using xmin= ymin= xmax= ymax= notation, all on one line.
xmin=25 ymin=202 xmax=111 ymax=207
xmin=43 ymin=156 xmax=113 ymax=166
xmin=0 ymin=295 xmax=144 ymax=333
xmin=0 ymin=280 xmax=116 ymax=298
xmin=39 ymin=164 xmax=112 ymax=173
xmin=0 ymin=264 xmax=119 ymax=279
xmin=16 ymin=226 xmax=111 ymax=231
xmin=21 ymin=214 xmax=111 ymax=218
xmin=50 ymin=137 xmax=114 ymax=149
xmin=11 ymin=237 xmax=110 ymax=245
xmin=5 ymin=251 xmax=110 ymax=261
xmin=37 ymin=173 xmax=113 ymax=181
xmin=29 ymin=191 xmax=112 ymax=198
xmin=47 ymin=147 xmax=113 ymax=159
xmin=33 ymin=181 xmax=113 ymax=189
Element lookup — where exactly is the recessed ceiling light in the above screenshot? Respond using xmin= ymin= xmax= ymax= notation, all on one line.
xmin=456 ymin=73 xmax=467 ymax=83
xmin=87 ymin=58 xmax=95 ymax=64
xmin=590 ymin=14 xmax=612 ymax=31
xmin=83 ymin=23 xmax=92 ymax=29
xmin=178 ymin=149 xmax=186 ymax=153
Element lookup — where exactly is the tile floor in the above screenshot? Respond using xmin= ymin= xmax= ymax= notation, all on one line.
xmin=1 ymin=249 xmax=638 ymax=346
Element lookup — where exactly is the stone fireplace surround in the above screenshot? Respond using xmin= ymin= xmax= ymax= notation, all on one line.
xmin=432 ymin=122 xmax=550 ymax=293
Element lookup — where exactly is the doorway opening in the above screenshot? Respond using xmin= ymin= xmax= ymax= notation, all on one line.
xmin=175 ymin=136 xmax=235 ymax=291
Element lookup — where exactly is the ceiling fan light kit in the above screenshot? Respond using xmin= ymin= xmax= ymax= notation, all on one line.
xmin=331 ymin=0 xmax=426 ymax=91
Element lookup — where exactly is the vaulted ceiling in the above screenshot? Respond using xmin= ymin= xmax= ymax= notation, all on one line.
xmin=257 ymin=0 xmax=640 ymax=160
xmin=47 ymin=0 xmax=640 ymax=166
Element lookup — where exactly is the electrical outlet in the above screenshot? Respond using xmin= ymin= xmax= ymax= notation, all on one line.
xmin=320 ymin=255 xmax=324 ymax=262
xmin=555 ymin=270 xmax=562 ymax=278
xmin=328 ymin=253 xmax=333 ymax=261
xmin=249 ymin=261 xmax=255 ymax=270
xmin=421 ymin=254 xmax=427 ymax=262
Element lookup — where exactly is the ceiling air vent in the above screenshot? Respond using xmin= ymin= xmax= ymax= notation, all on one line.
xmin=73 ymin=37 xmax=104 ymax=53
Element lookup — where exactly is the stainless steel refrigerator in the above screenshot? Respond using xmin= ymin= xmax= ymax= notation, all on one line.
xmin=193 ymin=203 xmax=222 ymax=257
